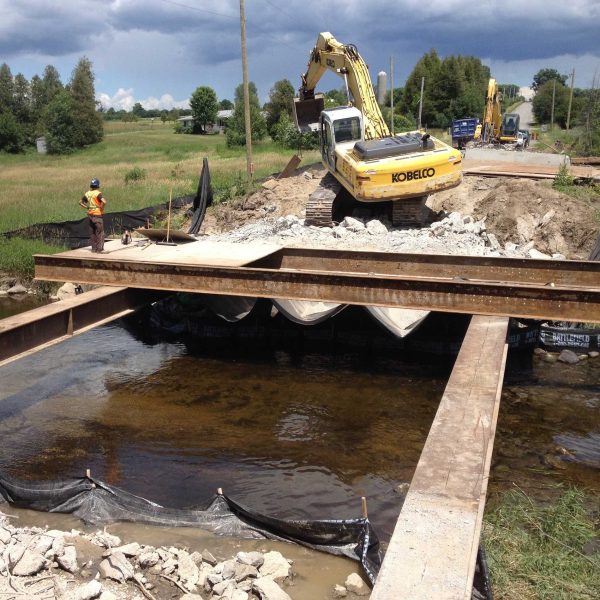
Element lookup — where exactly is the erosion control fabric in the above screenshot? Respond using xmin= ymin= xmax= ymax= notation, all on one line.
xmin=0 ymin=473 xmax=493 ymax=596
xmin=0 ymin=473 xmax=381 ymax=584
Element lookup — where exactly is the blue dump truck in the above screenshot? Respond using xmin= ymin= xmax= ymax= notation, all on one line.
xmin=451 ymin=117 xmax=480 ymax=149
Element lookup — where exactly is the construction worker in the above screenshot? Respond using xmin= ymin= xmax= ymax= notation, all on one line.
xmin=79 ymin=178 xmax=106 ymax=253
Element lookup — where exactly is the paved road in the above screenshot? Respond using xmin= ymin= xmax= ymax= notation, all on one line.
xmin=513 ymin=101 xmax=535 ymax=128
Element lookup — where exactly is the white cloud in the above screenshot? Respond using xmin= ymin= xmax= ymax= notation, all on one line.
xmin=98 ymin=88 xmax=189 ymax=110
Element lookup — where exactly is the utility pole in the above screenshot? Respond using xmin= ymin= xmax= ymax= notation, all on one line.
xmin=239 ymin=0 xmax=253 ymax=182
xmin=390 ymin=55 xmax=394 ymax=135
xmin=417 ymin=76 xmax=425 ymax=130
xmin=550 ymin=79 xmax=556 ymax=131
xmin=566 ymin=68 xmax=575 ymax=131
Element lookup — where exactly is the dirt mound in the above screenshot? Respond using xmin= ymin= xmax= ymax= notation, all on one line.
xmin=202 ymin=165 xmax=326 ymax=234
xmin=200 ymin=164 xmax=599 ymax=260
xmin=473 ymin=180 xmax=598 ymax=259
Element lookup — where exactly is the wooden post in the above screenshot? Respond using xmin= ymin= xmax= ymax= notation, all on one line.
xmin=566 ymin=69 xmax=575 ymax=131
xmin=217 ymin=487 xmax=223 ymax=495
xmin=417 ymin=76 xmax=425 ymax=130
xmin=361 ymin=496 xmax=368 ymax=519
xmin=550 ymin=79 xmax=556 ymax=131
xmin=390 ymin=56 xmax=394 ymax=135
xmin=239 ymin=0 xmax=253 ymax=184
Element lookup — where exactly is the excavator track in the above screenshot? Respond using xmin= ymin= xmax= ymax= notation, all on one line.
xmin=392 ymin=196 xmax=428 ymax=227
xmin=305 ymin=173 xmax=343 ymax=227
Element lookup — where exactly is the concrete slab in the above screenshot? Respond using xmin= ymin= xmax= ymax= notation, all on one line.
xmin=464 ymin=147 xmax=570 ymax=166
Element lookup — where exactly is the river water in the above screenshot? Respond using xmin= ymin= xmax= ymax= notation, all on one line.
xmin=0 ymin=299 xmax=598 ymax=596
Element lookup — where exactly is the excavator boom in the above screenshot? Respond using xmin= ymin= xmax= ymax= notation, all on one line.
xmin=294 ymin=32 xmax=389 ymax=140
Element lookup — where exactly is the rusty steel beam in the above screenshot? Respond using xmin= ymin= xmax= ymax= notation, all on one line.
xmin=33 ymin=254 xmax=600 ymax=323
xmin=0 ymin=286 xmax=165 ymax=367
xmin=248 ymin=247 xmax=600 ymax=287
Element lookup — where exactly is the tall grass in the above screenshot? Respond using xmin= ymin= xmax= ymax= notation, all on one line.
xmin=0 ymin=122 xmax=319 ymax=234
xmin=0 ymin=237 xmax=66 ymax=279
xmin=484 ymin=487 xmax=599 ymax=599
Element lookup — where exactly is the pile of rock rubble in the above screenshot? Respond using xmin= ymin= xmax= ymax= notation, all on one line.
xmin=0 ymin=516 xmax=370 ymax=600
xmin=211 ymin=211 xmax=565 ymax=261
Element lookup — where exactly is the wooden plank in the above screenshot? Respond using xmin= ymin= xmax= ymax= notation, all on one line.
xmin=277 ymin=154 xmax=302 ymax=178
xmin=62 ymin=239 xmax=282 ymax=267
xmin=371 ymin=315 xmax=509 ymax=600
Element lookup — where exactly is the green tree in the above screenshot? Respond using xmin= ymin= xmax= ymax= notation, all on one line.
xmin=0 ymin=63 xmax=14 ymax=114
xmin=226 ymin=82 xmax=267 ymax=146
xmin=42 ymin=65 xmax=63 ymax=102
xmin=219 ymin=98 xmax=233 ymax=110
xmin=45 ymin=90 xmax=77 ymax=153
xmin=190 ymin=85 xmax=218 ymax=133
xmin=532 ymin=80 xmax=569 ymax=126
xmin=0 ymin=111 xmax=24 ymax=152
xmin=324 ymin=88 xmax=347 ymax=108
xmin=264 ymin=79 xmax=294 ymax=136
xmin=532 ymin=69 xmax=568 ymax=92
xmin=12 ymin=74 xmax=31 ymax=124
xmin=132 ymin=102 xmax=145 ymax=118
xmin=403 ymin=51 xmax=488 ymax=127
xmin=403 ymin=49 xmax=441 ymax=126
xmin=68 ymin=56 xmax=103 ymax=147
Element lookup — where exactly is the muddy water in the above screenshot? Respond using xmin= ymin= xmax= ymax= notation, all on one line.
xmin=0 ymin=319 xmax=599 ymax=596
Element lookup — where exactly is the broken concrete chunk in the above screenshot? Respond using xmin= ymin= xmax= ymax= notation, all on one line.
xmin=235 ymin=562 xmax=259 ymax=582
xmin=341 ymin=216 xmax=365 ymax=232
xmin=344 ymin=572 xmax=370 ymax=596
xmin=12 ymin=549 xmax=47 ymax=576
xmin=366 ymin=219 xmax=388 ymax=235
xmin=177 ymin=551 xmax=200 ymax=590
xmin=261 ymin=178 xmax=279 ymax=190
xmin=558 ymin=349 xmax=579 ymax=364
xmin=64 ymin=579 xmax=103 ymax=600
xmin=236 ymin=551 xmax=265 ymax=568
xmin=98 ymin=551 xmax=134 ymax=582
xmin=114 ymin=541 xmax=140 ymax=557
xmin=253 ymin=577 xmax=292 ymax=600
xmin=57 ymin=545 xmax=79 ymax=573
xmin=333 ymin=584 xmax=348 ymax=597
xmin=258 ymin=551 xmax=292 ymax=583
xmin=138 ymin=550 xmax=160 ymax=568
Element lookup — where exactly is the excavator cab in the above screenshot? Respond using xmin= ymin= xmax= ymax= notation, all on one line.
xmin=293 ymin=94 xmax=325 ymax=132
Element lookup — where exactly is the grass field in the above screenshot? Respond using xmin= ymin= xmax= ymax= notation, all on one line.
xmin=0 ymin=121 xmax=319 ymax=234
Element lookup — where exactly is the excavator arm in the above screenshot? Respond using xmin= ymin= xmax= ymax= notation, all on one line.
xmin=296 ymin=32 xmax=389 ymax=140
xmin=482 ymin=78 xmax=502 ymax=142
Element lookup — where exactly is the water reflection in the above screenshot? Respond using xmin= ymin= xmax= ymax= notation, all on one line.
xmin=0 ymin=320 xmax=598 ymax=545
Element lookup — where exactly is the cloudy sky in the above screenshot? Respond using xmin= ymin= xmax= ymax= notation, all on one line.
xmin=1 ymin=0 xmax=599 ymax=110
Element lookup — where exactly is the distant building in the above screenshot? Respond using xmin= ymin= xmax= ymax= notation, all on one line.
xmin=377 ymin=71 xmax=387 ymax=105
xmin=177 ymin=109 xmax=233 ymax=134
xmin=519 ymin=87 xmax=534 ymax=101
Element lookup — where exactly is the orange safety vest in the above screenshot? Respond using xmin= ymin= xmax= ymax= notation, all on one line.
xmin=84 ymin=189 xmax=104 ymax=216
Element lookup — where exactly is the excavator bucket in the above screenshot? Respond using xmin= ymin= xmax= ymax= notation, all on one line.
xmin=293 ymin=94 xmax=325 ymax=132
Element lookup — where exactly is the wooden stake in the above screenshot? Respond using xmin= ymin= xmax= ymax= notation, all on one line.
xmin=361 ymin=496 xmax=368 ymax=519
xmin=217 ymin=487 xmax=223 ymax=495
xmin=166 ymin=189 xmax=173 ymax=243
xmin=85 ymin=469 xmax=91 ymax=479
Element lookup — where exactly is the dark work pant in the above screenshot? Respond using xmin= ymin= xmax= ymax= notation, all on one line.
xmin=88 ymin=215 xmax=104 ymax=252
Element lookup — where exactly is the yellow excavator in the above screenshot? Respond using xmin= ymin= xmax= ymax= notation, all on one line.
xmin=293 ymin=32 xmax=462 ymax=226
xmin=480 ymin=78 xmax=502 ymax=143
xmin=479 ymin=77 xmax=521 ymax=144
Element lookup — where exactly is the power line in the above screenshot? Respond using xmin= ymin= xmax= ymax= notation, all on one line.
xmin=157 ymin=0 xmax=238 ymax=20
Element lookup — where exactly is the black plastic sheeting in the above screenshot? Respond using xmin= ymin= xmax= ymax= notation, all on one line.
xmin=2 ymin=159 xmax=217 ymax=249
xmin=188 ymin=157 xmax=213 ymax=235
xmin=2 ymin=196 xmax=195 ymax=249
xmin=0 ymin=473 xmax=381 ymax=584
xmin=0 ymin=473 xmax=494 ymax=596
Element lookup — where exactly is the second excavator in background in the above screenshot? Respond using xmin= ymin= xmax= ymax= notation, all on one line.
xmin=293 ymin=32 xmax=462 ymax=227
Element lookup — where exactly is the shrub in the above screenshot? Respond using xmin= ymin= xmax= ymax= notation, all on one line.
xmin=124 ymin=166 xmax=146 ymax=184
xmin=553 ymin=162 xmax=574 ymax=189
